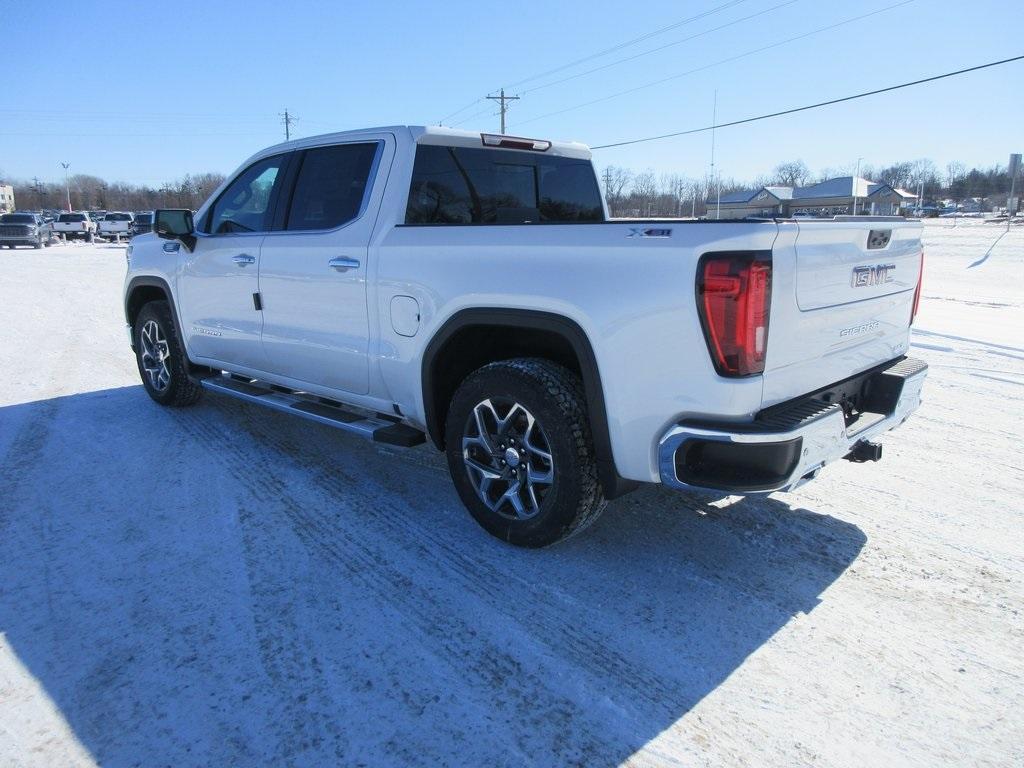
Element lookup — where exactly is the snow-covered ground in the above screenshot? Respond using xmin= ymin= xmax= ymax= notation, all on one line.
xmin=0 ymin=220 xmax=1021 ymax=767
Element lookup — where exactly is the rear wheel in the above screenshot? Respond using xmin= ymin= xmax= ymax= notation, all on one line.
xmin=33 ymin=236 xmax=42 ymax=249
xmin=133 ymin=300 xmax=202 ymax=406
xmin=445 ymin=358 xmax=606 ymax=547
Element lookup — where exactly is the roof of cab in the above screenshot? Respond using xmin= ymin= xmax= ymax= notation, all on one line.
xmin=258 ymin=125 xmax=592 ymax=160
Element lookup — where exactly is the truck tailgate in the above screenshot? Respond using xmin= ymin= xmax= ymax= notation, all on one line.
xmin=762 ymin=218 xmax=923 ymax=408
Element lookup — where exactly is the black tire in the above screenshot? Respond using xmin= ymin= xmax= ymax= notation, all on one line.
xmin=86 ymin=232 xmax=94 ymax=243
xmin=133 ymin=300 xmax=202 ymax=407
xmin=33 ymin=236 xmax=42 ymax=249
xmin=444 ymin=358 xmax=606 ymax=548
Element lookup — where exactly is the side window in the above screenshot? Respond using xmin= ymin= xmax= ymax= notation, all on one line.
xmin=206 ymin=155 xmax=285 ymax=234
xmin=285 ymin=143 xmax=379 ymax=231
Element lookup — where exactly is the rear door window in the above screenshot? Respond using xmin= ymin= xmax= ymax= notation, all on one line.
xmin=405 ymin=145 xmax=604 ymax=224
xmin=284 ymin=143 xmax=379 ymax=231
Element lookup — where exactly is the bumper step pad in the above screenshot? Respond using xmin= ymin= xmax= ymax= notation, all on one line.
xmin=199 ymin=374 xmax=426 ymax=447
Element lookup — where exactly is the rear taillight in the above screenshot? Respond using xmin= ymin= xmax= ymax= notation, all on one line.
xmin=911 ymin=250 xmax=924 ymax=324
xmin=697 ymin=252 xmax=772 ymax=377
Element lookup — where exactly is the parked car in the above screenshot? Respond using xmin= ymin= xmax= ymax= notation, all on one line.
xmin=0 ymin=212 xmax=55 ymax=248
xmin=98 ymin=211 xmax=134 ymax=240
xmin=54 ymin=211 xmax=97 ymax=241
xmin=123 ymin=126 xmax=927 ymax=547
xmin=130 ymin=211 xmax=154 ymax=237
xmin=87 ymin=211 xmax=105 ymax=224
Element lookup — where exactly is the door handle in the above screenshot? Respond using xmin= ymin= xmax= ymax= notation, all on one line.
xmin=328 ymin=257 xmax=361 ymax=272
xmin=232 ymin=253 xmax=256 ymax=266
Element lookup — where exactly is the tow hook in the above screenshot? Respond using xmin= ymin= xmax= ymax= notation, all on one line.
xmin=845 ymin=439 xmax=883 ymax=463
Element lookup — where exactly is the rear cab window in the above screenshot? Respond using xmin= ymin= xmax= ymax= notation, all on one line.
xmin=405 ymin=145 xmax=604 ymax=224
xmin=59 ymin=214 xmax=87 ymax=222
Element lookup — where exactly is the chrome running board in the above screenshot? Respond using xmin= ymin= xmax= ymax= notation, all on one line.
xmin=200 ymin=374 xmax=425 ymax=447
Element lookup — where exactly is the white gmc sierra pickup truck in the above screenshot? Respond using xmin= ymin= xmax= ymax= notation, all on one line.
xmin=123 ymin=126 xmax=927 ymax=547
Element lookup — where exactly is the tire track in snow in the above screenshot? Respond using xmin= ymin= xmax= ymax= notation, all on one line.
xmin=175 ymin=403 xmax=628 ymax=762
xmin=172 ymin=410 xmax=352 ymax=764
xmin=176 ymin=396 xmax=820 ymax=756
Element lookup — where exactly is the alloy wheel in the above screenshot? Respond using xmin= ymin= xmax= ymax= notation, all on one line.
xmin=462 ymin=398 xmax=555 ymax=520
xmin=140 ymin=320 xmax=171 ymax=392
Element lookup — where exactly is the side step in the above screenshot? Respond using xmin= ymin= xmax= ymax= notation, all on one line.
xmin=199 ymin=374 xmax=426 ymax=447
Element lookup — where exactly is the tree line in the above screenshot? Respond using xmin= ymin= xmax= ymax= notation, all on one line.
xmin=601 ymin=158 xmax=1018 ymax=218
xmin=2 ymin=156 xmax=1015 ymax=218
xmin=2 ymin=173 xmax=227 ymax=213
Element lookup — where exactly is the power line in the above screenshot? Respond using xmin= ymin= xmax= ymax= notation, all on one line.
xmin=520 ymin=0 xmax=800 ymax=97
xmin=438 ymin=98 xmax=486 ymax=126
xmin=591 ymin=55 xmax=1024 ymax=150
xmin=503 ymin=0 xmax=752 ymax=90
xmin=510 ymin=0 xmax=914 ymax=129
xmin=450 ymin=105 xmax=497 ymax=129
xmin=438 ymin=0 xmax=751 ymax=126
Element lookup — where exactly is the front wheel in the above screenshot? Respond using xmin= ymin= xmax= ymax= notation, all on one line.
xmin=133 ymin=300 xmax=202 ymax=406
xmin=444 ymin=358 xmax=606 ymax=548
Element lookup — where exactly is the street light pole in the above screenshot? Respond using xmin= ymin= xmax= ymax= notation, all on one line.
xmin=61 ymin=162 xmax=71 ymax=212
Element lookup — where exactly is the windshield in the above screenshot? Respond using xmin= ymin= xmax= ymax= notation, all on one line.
xmin=1 ymin=214 xmax=34 ymax=224
xmin=135 ymin=214 xmax=153 ymax=224
xmin=59 ymin=214 xmax=87 ymax=222
xmin=105 ymin=213 xmax=132 ymax=221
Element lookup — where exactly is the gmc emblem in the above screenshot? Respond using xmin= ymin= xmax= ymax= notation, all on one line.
xmin=852 ymin=263 xmax=895 ymax=287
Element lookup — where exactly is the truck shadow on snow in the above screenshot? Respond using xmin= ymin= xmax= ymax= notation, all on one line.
xmin=0 ymin=385 xmax=866 ymax=766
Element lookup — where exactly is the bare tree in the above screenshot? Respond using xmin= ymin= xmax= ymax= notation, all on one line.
xmin=945 ymin=161 xmax=966 ymax=188
xmin=600 ymin=166 xmax=634 ymax=216
xmin=771 ymin=160 xmax=811 ymax=187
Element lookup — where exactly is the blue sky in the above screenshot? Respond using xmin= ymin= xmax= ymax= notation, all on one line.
xmin=1 ymin=0 xmax=1021 ymax=186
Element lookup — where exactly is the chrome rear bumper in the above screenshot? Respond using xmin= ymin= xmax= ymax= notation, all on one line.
xmin=658 ymin=357 xmax=927 ymax=493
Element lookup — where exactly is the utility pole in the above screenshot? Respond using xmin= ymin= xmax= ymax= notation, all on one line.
xmin=486 ymin=89 xmax=519 ymax=134
xmin=31 ymin=177 xmax=42 ymax=209
xmin=1008 ymin=153 xmax=1021 ymax=231
xmin=852 ymin=157 xmax=863 ymax=215
xmin=602 ymin=167 xmax=613 ymax=214
xmin=61 ymin=162 xmax=71 ymax=211
xmin=280 ymin=109 xmax=298 ymax=141
xmin=710 ymin=90 xmax=721 ymax=220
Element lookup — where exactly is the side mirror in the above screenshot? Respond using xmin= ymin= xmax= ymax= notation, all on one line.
xmin=154 ymin=209 xmax=196 ymax=251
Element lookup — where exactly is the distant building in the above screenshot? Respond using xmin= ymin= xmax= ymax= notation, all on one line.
xmin=710 ymin=177 xmax=917 ymax=218
xmin=0 ymin=183 xmax=14 ymax=213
